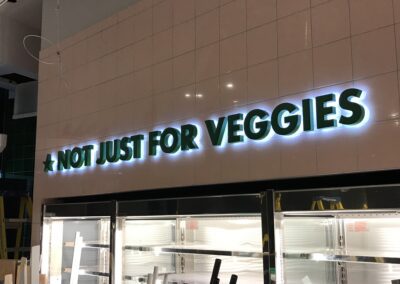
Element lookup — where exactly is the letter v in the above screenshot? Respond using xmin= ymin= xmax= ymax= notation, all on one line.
xmin=205 ymin=117 xmax=228 ymax=146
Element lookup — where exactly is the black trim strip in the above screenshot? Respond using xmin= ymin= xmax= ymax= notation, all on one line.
xmin=42 ymin=169 xmax=400 ymax=205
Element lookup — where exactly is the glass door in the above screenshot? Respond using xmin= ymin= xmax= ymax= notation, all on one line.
xmin=274 ymin=186 xmax=400 ymax=284
xmin=41 ymin=202 xmax=113 ymax=284
xmin=115 ymin=195 xmax=265 ymax=284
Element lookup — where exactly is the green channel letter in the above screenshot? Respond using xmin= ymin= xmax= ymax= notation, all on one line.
xmin=70 ymin=147 xmax=84 ymax=168
xmin=149 ymin=131 xmax=162 ymax=156
xmin=106 ymin=139 xmax=121 ymax=163
xmin=339 ymin=88 xmax=365 ymax=125
xmin=120 ymin=137 xmax=133 ymax=161
xmin=160 ymin=128 xmax=181 ymax=154
xmin=244 ymin=109 xmax=271 ymax=140
xmin=271 ymin=103 xmax=301 ymax=136
xmin=96 ymin=142 xmax=107 ymax=165
xmin=131 ymin=135 xmax=144 ymax=159
xmin=205 ymin=117 xmax=227 ymax=146
xmin=302 ymin=99 xmax=314 ymax=132
xmin=58 ymin=150 xmax=71 ymax=171
xmin=82 ymin=145 xmax=94 ymax=166
xmin=316 ymin=94 xmax=337 ymax=129
xmin=181 ymin=124 xmax=199 ymax=151
xmin=228 ymin=114 xmax=244 ymax=143
xmin=43 ymin=154 xmax=54 ymax=172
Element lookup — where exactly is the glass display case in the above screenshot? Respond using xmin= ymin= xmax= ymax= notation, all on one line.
xmin=115 ymin=195 xmax=266 ymax=284
xmin=41 ymin=201 xmax=113 ymax=284
xmin=40 ymin=194 xmax=273 ymax=284
xmin=274 ymin=187 xmax=400 ymax=284
xmin=40 ymin=185 xmax=400 ymax=284
xmin=116 ymin=215 xmax=263 ymax=284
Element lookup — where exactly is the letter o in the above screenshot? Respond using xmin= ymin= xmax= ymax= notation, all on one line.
xmin=160 ymin=128 xmax=181 ymax=154
xmin=70 ymin=147 xmax=84 ymax=168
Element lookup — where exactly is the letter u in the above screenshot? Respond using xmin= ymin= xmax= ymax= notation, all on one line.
xmin=106 ymin=140 xmax=121 ymax=163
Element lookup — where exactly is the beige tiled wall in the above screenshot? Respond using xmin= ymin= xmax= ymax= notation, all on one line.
xmin=32 ymin=0 xmax=400 ymax=244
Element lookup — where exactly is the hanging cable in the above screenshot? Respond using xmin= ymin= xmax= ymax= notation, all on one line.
xmin=22 ymin=0 xmax=62 ymax=66
xmin=22 ymin=0 xmax=71 ymax=91
xmin=22 ymin=35 xmax=55 ymax=65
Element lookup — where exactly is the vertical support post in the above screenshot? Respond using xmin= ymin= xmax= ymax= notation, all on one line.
xmin=0 ymin=196 xmax=8 ymax=259
xmin=261 ymin=190 xmax=275 ymax=284
xmin=31 ymin=245 xmax=41 ymax=284
xmin=39 ymin=204 xmax=49 ymax=282
xmin=109 ymin=201 xmax=117 ymax=284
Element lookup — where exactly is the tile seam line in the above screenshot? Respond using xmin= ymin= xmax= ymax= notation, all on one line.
xmin=39 ymin=0 xmax=396 ymax=61
xmin=39 ymin=21 xmax=396 ymax=89
xmin=37 ymin=68 xmax=397 ymax=131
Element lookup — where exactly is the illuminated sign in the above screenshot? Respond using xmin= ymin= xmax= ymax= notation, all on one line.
xmin=43 ymin=88 xmax=368 ymax=173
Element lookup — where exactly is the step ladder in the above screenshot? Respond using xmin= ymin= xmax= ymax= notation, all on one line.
xmin=0 ymin=195 xmax=32 ymax=259
xmin=311 ymin=196 xmax=345 ymax=210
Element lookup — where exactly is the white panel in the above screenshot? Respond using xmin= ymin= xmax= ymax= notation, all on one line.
xmin=13 ymin=81 xmax=38 ymax=119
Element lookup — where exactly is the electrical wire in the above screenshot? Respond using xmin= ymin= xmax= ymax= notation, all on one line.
xmin=22 ymin=0 xmax=62 ymax=66
xmin=0 ymin=0 xmax=8 ymax=8
xmin=22 ymin=0 xmax=71 ymax=91
xmin=22 ymin=34 xmax=56 ymax=65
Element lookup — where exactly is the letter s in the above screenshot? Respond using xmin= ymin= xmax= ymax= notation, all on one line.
xmin=339 ymin=88 xmax=366 ymax=126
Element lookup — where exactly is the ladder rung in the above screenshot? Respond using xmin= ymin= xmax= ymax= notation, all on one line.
xmin=7 ymin=247 xmax=30 ymax=252
xmin=6 ymin=218 xmax=31 ymax=223
xmin=0 ymin=220 xmax=31 ymax=229
xmin=6 ymin=218 xmax=30 ymax=223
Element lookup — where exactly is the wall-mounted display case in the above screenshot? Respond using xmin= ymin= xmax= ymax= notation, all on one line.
xmin=274 ymin=187 xmax=400 ymax=284
xmin=41 ymin=194 xmax=274 ymax=284
xmin=40 ymin=185 xmax=400 ymax=284
xmin=117 ymin=214 xmax=263 ymax=283
xmin=41 ymin=202 xmax=114 ymax=284
xmin=115 ymin=195 xmax=269 ymax=284
xmin=275 ymin=210 xmax=400 ymax=283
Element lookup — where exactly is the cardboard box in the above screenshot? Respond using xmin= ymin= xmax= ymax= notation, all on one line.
xmin=0 ymin=260 xmax=16 ymax=283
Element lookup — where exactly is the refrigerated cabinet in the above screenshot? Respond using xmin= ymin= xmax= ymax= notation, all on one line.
xmin=115 ymin=195 xmax=267 ymax=284
xmin=41 ymin=201 xmax=113 ymax=284
xmin=40 ymin=185 xmax=400 ymax=284
xmin=274 ymin=187 xmax=400 ymax=284
xmin=41 ymin=194 xmax=273 ymax=284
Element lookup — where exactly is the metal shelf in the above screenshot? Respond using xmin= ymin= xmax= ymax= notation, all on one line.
xmin=63 ymin=268 xmax=109 ymax=277
xmin=124 ymin=272 xmax=264 ymax=283
xmin=124 ymin=245 xmax=264 ymax=258
xmin=123 ymin=273 xmax=170 ymax=281
xmin=64 ymin=241 xmax=109 ymax=249
xmin=283 ymin=252 xmax=400 ymax=265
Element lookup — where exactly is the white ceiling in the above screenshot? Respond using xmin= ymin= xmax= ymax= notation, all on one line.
xmin=0 ymin=0 xmax=42 ymax=31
